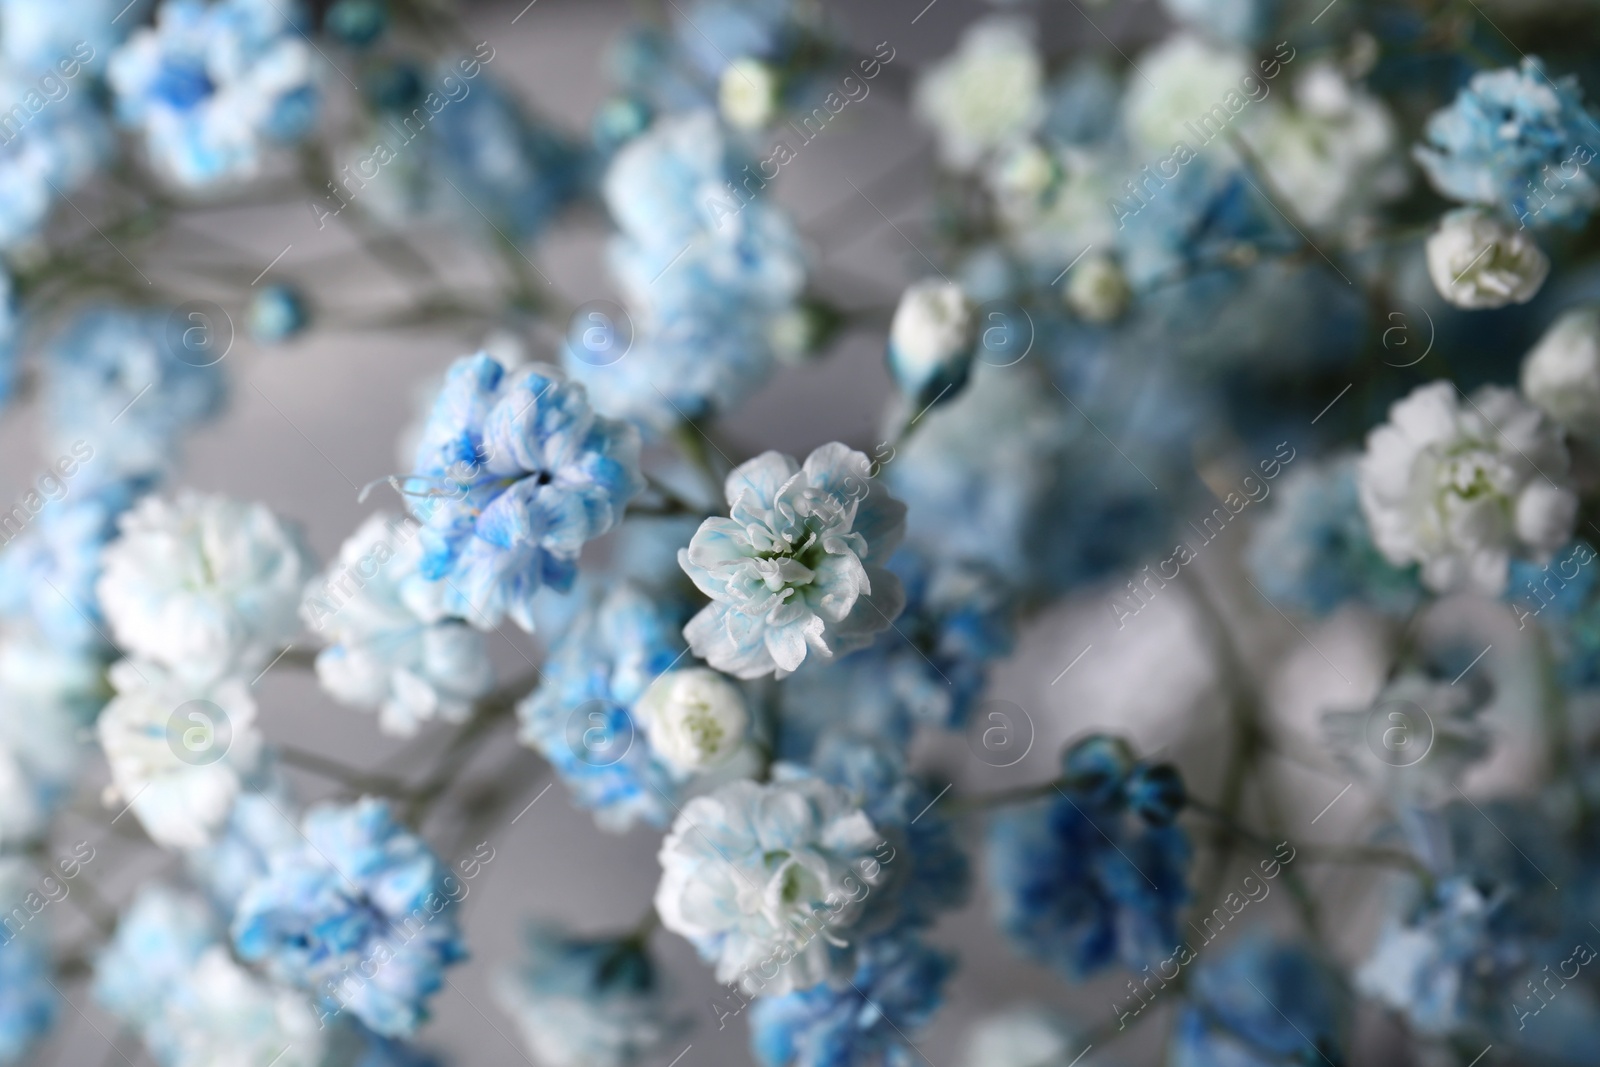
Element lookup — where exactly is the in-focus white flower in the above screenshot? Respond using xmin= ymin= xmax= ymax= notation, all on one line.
xmin=1123 ymin=33 xmax=1250 ymax=151
xmin=1521 ymin=306 xmax=1600 ymax=438
xmin=888 ymin=280 xmax=975 ymax=405
xmin=1425 ymin=208 xmax=1549 ymax=309
xmin=913 ymin=18 xmax=1044 ymax=171
xmin=98 ymin=492 xmax=313 ymax=685
xmin=679 ymin=444 xmax=907 ymax=679
xmin=301 ymin=512 xmax=493 ymax=737
xmin=1357 ymin=380 xmax=1576 ymax=594
xmin=96 ymin=660 xmax=262 ymax=849
xmin=1241 ymin=62 xmax=1407 ymax=229
xmin=1064 ymin=253 xmax=1130 ymax=323
xmin=633 ymin=668 xmax=749 ymax=774
xmin=719 ymin=58 xmax=780 ymax=131
xmin=654 ymin=777 xmax=886 ymax=996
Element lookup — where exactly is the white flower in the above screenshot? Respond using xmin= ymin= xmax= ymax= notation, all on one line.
xmin=654 ymin=777 xmax=886 ymax=996
xmin=914 ymin=18 xmax=1044 ymax=171
xmin=963 ymin=1007 xmax=1078 ymax=1067
xmin=98 ymin=492 xmax=313 ymax=685
xmin=0 ymin=629 xmax=94 ymax=848
xmin=1122 ymin=33 xmax=1250 ymax=151
xmin=301 ymin=513 xmax=493 ymax=737
xmin=1241 ymin=62 xmax=1407 ymax=229
xmin=633 ymin=668 xmax=749 ymax=774
xmin=1357 ymin=381 xmax=1576 ymax=594
xmin=147 ymin=947 xmax=325 ymax=1067
xmin=1521 ymin=307 xmax=1600 ymax=438
xmin=96 ymin=660 xmax=262 ymax=849
xmin=1426 ymin=208 xmax=1549 ymax=309
xmin=888 ymin=280 xmax=975 ymax=402
xmin=1064 ymin=253 xmax=1130 ymax=323
xmin=719 ymin=58 xmax=780 ymax=131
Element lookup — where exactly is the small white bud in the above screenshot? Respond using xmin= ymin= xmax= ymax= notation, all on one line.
xmin=1426 ymin=208 xmax=1548 ymax=309
xmin=634 ymin=668 xmax=748 ymax=774
xmin=1064 ymin=253 xmax=1130 ymax=324
xmin=719 ymin=59 xmax=780 ymax=131
xmin=888 ymin=280 xmax=975 ymax=404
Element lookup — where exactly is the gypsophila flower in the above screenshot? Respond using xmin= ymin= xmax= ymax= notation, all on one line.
xmin=913 ymin=17 xmax=1043 ymax=171
xmin=0 ymin=0 xmax=122 ymax=72
xmin=96 ymin=659 xmax=263 ymax=849
xmin=407 ymin=353 xmax=643 ymax=632
xmin=719 ymin=57 xmax=779 ymax=130
xmin=1064 ymin=253 xmax=1130 ymax=324
xmin=108 ymin=0 xmax=319 ymax=188
xmin=303 ymin=512 xmax=493 ymax=737
xmin=97 ymin=491 xmax=313 ymax=684
xmin=146 ymin=946 xmax=326 ymax=1067
xmin=184 ymin=786 xmax=301 ymax=917
xmin=961 ymin=1007 xmax=1079 ymax=1067
xmin=680 ymin=443 xmax=907 ymax=679
xmin=516 ymin=583 xmax=700 ymax=831
xmin=653 ymin=776 xmax=889 ymax=996
xmin=750 ymin=936 xmax=951 ymax=1067
xmin=492 ymin=924 xmax=684 ymax=1067
xmin=0 ymin=628 xmax=95 ymax=849
xmin=0 ymin=67 xmax=109 ymax=251
xmin=1172 ymin=936 xmax=1346 ymax=1067
xmin=232 ymin=796 xmax=467 ymax=1037
xmin=93 ymin=884 xmax=218 ymax=1031
xmin=1426 ymin=207 xmax=1550 ymax=309
xmin=1357 ymin=380 xmax=1576 ymax=594
xmin=0 ymin=859 xmax=56 ymax=1063
xmin=44 ymin=308 xmax=226 ymax=483
xmin=1521 ymin=306 xmax=1600 ymax=438
xmin=1415 ymin=57 xmax=1600 ymax=230
xmin=1121 ymin=33 xmax=1249 ymax=151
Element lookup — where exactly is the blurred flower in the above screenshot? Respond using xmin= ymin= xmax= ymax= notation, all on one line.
xmin=914 ymin=18 xmax=1043 ymax=171
xmin=492 ymin=924 xmax=684 ymax=1067
xmin=633 ymin=666 xmax=749 ymax=774
xmin=96 ymin=659 xmax=263 ymax=849
xmin=407 ymin=353 xmax=642 ymax=631
xmin=654 ymin=776 xmax=888 ymax=996
xmin=1357 ymin=380 xmax=1575 ymax=594
xmin=145 ymin=946 xmax=326 ymax=1067
xmin=750 ymin=935 xmax=951 ymax=1067
xmin=184 ymin=787 xmax=301 ymax=917
xmin=109 ymin=0 xmax=319 ymax=187
xmin=1415 ymin=57 xmax=1599 ymax=230
xmin=719 ymin=57 xmax=779 ymax=130
xmin=0 ymin=859 xmax=56 ymax=1063
xmin=0 ymin=0 xmax=123 ymax=72
xmin=680 ymin=444 xmax=907 ymax=679
xmin=1245 ymin=455 xmax=1421 ymax=616
xmin=516 ymin=583 xmax=707 ymax=832
xmin=303 ymin=512 xmax=493 ymax=737
xmin=232 ymin=796 xmax=467 ymax=1037
xmin=1122 ymin=33 xmax=1249 ymax=151
xmin=0 ymin=72 xmax=108 ymax=250
xmin=1426 ymin=207 xmax=1549 ymax=309
xmin=97 ymin=491 xmax=313 ymax=684
xmin=986 ymin=736 xmax=1189 ymax=979
xmin=93 ymin=884 xmax=217 ymax=1032
xmin=574 ymin=110 xmax=805 ymax=430
xmin=1158 ymin=0 xmax=1275 ymax=45
xmin=1521 ymin=306 xmax=1600 ymax=438
xmin=887 ymin=280 xmax=975 ymax=410
xmin=1064 ymin=253 xmax=1130 ymax=324
xmin=44 ymin=308 xmax=226 ymax=484
xmin=960 ymin=1006 xmax=1079 ymax=1067
xmin=1172 ymin=936 xmax=1346 ymax=1067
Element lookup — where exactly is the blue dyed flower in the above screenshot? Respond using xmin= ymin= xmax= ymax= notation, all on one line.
xmin=44 ymin=308 xmax=226 ymax=484
xmin=987 ymin=739 xmax=1190 ymax=979
xmin=93 ymin=884 xmax=217 ymax=1031
xmin=571 ymin=110 xmax=806 ymax=430
xmin=1415 ymin=58 xmax=1600 ymax=230
xmin=0 ymin=0 xmax=124 ymax=73
xmin=654 ymin=776 xmax=890 ymax=996
xmin=681 ymin=444 xmax=906 ymax=679
xmin=426 ymin=73 xmax=584 ymax=242
xmin=1245 ymin=456 xmax=1421 ymax=617
xmin=108 ymin=0 xmax=319 ymax=187
xmin=750 ymin=936 xmax=951 ymax=1067
xmin=0 ymin=860 xmax=57 ymax=1063
xmin=0 ymin=476 xmax=140 ymax=652
xmin=1173 ymin=936 xmax=1346 ymax=1067
xmin=0 ymin=628 xmax=97 ymax=848
xmin=231 ymin=797 xmax=467 ymax=1037
xmin=407 ymin=353 xmax=643 ymax=631
xmin=184 ymin=786 xmax=302 ymax=917
xmin=516 ymin=583 xmax=702 ymax=831
xmin=492 ymin=924 xmax=684 ymax=1067
xmin=0 ymin=74 xmax=108 ymax=250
